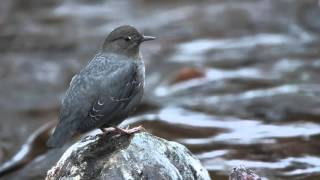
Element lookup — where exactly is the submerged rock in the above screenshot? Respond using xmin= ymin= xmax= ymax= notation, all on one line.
xmin=229 ymin=167 xmax=261 ymax=180
xmin=46 ymin=131 xmax=210 ymax=180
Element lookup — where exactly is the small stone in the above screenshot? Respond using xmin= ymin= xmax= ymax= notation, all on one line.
xmin=229 ymin=166 xmax=261 ymax=180
xmin=172 ymin=67 xmax=205 ymax=83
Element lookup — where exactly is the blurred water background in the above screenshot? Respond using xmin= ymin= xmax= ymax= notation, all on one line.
xmin=0 ymin=0 xmax=320 ymax=179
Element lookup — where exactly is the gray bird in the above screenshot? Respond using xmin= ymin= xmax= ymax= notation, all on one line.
xmin=47 ymin=25 xmax=155 ymax=148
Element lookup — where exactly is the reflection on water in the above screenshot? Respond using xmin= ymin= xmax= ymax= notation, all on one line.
xmin=171 ymin=33 xmax=310 ymax=63
xmin=125 ymin=106 xmax=320 ymax=179
xmin=157 ymin=107 xmax=320 ymax=144
xmin=204 ymin=156 xmax=320 ymax=176
xmin=1 ymin=0 xmax=320 ymax=179
xmin=155 ymin=67 xmax=270 ymax=97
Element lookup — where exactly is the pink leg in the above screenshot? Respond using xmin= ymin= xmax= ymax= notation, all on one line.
xmin=100 ymin=126 xmax=145 ymax=135
xmin=114 ymin=125 xmax=145 ymax=135
xmin=100 ymin=127 xmax=116 ymax=133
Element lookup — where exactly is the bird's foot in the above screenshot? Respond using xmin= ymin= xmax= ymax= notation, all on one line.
xmin=115 ymin=125 xmax=145 ymax=135
xmin=100 ymin=125 xmax=145 ymax=137
xmin=100 ymin=127 xmax=117 ymax=134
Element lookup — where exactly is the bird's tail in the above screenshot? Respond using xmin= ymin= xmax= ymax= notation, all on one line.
xmin=47 ymin=123 xmax=73 ymax=148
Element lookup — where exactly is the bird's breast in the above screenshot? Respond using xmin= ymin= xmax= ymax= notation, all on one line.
xmin=135 ymin=61 xmax=145 ymax=87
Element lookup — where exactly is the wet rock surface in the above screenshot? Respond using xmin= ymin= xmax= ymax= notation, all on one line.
xmin=229 ymin=167 xmax=261 ymax=180
xmin=46 ymin=132 xmax=210 ymax=180
xmin=1 ymin=0 xmax=320 ymax=179
xmin=2 ymin=146 xmax=67 ymax=180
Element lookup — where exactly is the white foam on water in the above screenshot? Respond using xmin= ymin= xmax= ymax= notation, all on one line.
xmin=157 ymin=107 xmax=320 ymax=145
xmin=171 ymin=34 xmax=299 ymax=63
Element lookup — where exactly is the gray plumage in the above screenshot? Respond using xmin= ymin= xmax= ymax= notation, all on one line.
xmin=47 ymin=25 xmax=155 ymax=148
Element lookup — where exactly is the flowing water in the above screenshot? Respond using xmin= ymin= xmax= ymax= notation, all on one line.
xmin=0 ymin=0 xmax=320 ymax=179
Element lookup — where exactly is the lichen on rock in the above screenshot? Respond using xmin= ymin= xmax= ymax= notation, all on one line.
xmin=46 ymin=131 xmax=210 ymax=180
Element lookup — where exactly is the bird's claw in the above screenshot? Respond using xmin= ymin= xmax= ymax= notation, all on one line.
xmin=100 ymin=127 xmax=116 ymax=134
xmin=101 ymin=125 xmax=145 ymax=137
xmin=115 ymin=125 xmax=145 ymax=135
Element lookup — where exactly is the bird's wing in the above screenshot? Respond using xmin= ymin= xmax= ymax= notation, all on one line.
xmin=78 ymin=62 xmax=141 ymax=131
xmin=57 ymin=55 xmax=115 ymax=129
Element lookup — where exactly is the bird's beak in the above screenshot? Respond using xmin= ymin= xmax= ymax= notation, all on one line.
xmin=142 ymin=35 xmax=156 ymax=42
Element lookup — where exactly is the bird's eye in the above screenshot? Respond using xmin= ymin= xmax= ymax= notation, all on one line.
xmin=124 ymin=36 xmax=132 ymax=41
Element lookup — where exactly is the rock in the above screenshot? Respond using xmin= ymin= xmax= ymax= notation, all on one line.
xmin=172 ymin=67 xmax=205 ymax=84
xmin=0 ymin=121 xmax=56 ymax=178
xmin=46 ymin=132 xmax=210 ymax=180
xmin=1 ymin=147 xmax=67 ymax=180
xmin=0 ymin=148 xmax=3 ymax=162
xmin=229 ymin=167 xmax=261 ymax=180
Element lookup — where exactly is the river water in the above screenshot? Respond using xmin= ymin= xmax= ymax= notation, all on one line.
xmin=0 ymin=0 xmax=320 ymax=179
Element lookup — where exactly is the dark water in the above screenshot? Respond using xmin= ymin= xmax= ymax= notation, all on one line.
xmin=1 ymin=0 xmax=320 ymax=179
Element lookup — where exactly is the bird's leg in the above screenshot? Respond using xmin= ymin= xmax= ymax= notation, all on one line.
xmin=100 ymin=126 xmax=144 ymax=137
xmin=114 ymin=125 xmax=145 ymax=135
xmin=100 ymin=127 xmax=116 ymax=133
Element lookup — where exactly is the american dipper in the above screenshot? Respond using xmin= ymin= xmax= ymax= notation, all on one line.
xmin=47 ymin=25 xmax=155 ymax=148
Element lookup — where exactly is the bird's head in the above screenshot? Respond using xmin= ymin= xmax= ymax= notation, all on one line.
xmin=102 ymin=25 xmax=155 ymax=58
